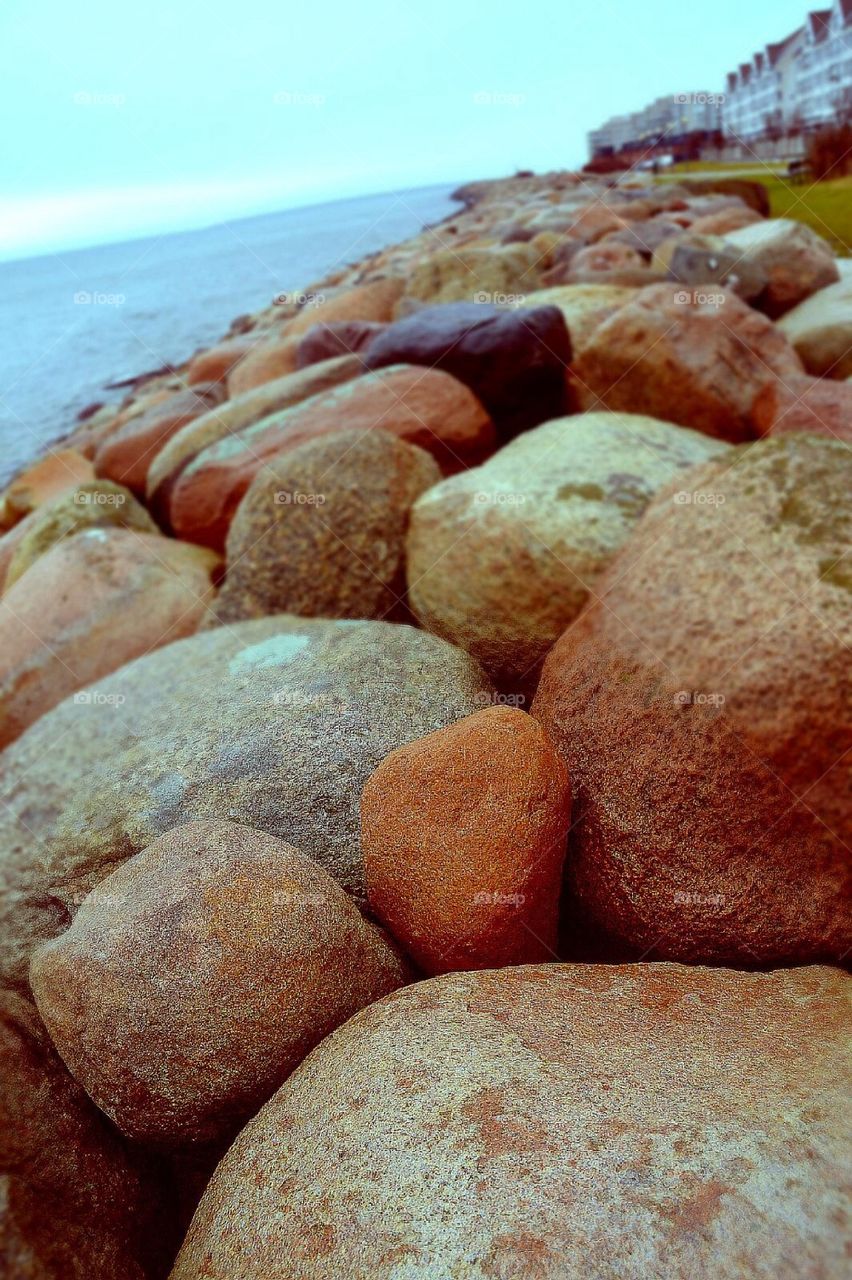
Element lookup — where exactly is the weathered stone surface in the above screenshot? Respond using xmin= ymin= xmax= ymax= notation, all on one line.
xmin=362 ymin=707 xmax=570 ymax=973
xmin=777 ymin=273 xmax=852 ymax=379
xmin=407 ymin=412 xmax=727 ymax=684
xmin=5 ymin=481 xmax=157 ymax=589
xmin=0 ymin=989 xmax=168 ymax=1280
xmin=751 ymin=373 xmax=852 ymax=443
xmin=145 ymin=356 xmax=364 ymax=507
xmin=31 ymin=820 xmax=408 ymax=1146
xmin=283 ymin=278 xmax=404 ymax=336
xmin=533 ymin=435 xmax=852 ymax=967
xmin=514 ymin=284 xmax=638 ymax=355
xmin=574 ymin=283 xmax=803 ymax=441
xmin=216 ymin=430 xmax=440 ymax=624
xmin=166 ymin=365 xmax=493 ymax=550
xmin=568 ymin=241 xmax=646 ymax=275
xmin=724 ymin=218 xmax=839 ymax=318
xmin=401 ymin=244 xmax=543 ymax=306
xmin=0 ymin=529 xmax=219 ymax=750
xmin=688 ymin=205 xmax=763 ymax=236
xmin=364 ymin=302 xmax=573 ymax=439
xmin=0 ymin=616 xmax=492 ymax=989
xmin=171 ymin=963 xmax=852 ymax=1280
xmin=186 ymin=336 xmax=261 ymax=385
xmin=295 ymin=319 xmax=384 ymax=368
xmin=226 ymin=335 xmax=301 ymax=397
xmin=1 ymin=450 xmax=95 ymax=526
xmin=93 ymin=384 xmax=223 ymax=495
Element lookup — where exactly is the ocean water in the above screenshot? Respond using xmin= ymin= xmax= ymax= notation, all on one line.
xmin=0 ymin=183 xmax=460 ymax=488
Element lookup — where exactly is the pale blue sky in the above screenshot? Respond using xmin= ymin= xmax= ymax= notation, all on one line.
xmin=0 ymin=0 xmax=812 ymax=258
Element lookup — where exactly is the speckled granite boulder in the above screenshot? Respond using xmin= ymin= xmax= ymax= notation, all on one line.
xmin=0 ymin=616 xmax=492 ymax=989
xmin=171 ymin=963 xmax=851 ymax=1280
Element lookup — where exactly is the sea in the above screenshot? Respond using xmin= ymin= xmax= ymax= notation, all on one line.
xmin=0 ymin=183 xmax=461 ymax=489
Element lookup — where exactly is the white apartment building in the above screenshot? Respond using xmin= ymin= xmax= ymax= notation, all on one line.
xmin=794 ymin=1 xmax=852 ymax=125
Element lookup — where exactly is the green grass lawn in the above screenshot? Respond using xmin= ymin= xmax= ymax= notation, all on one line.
xmin=658 ymin=162 xmax=852 ymax=257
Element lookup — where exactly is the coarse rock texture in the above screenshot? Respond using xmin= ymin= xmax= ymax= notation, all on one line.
xmin=0 ymin=616 xmax=492 ymax=989
xmin=777 ymin=273 xmax=852 ymax=379
xmin=171 ymin=963 xmax=852 ymax=1280
xmin=362 ymin=707 xmax=571 ymax=973
xmin=515 ymin=284 xmax=639 ymax=355
xmin=573 ymin=283 xmax=803 ymax=442
xmin=724 ymin=218 xmax=840 ymax=318
xmin=0 ymin=989 xmax=169 ymax=1280
xmin=186 ymin=336 xmax=261 ymax=385
xmin=93 ymin=384 xmax=224 ymax=496
xmin=30 ymin=820 xmax=408 ymax=1146
xmin=363 ymin=301 xmax=573 ymax=439
xmin=165 ymin=365 xmax=494 ymax=551
xmin=401 ymin=243 xmax=543 ymax=305
xmin=751 ymin=373 xmax=852 ymax=443
xmin=226 ymin=335 xmax=302 ymax=397
xmin=145 ymin=355 xmax=364 ymax=509
xmin=688 ymin=205 xmax=764 ymax=236
xmin=0 ymin=449 xmax=95 ymax=526
xmin=295 ymin=319 xmax=384 ymax=368
xmin=4 ymin=481 xmax=158 ymax=589
xmin=566 ymin=241 xmax=646 ymax=276
xmin=533 ymin=435 xmax=852 ymax=967
xmin=215 ymin=430 xmax=440 ymax=624
xmin=0 ymin=529 xmax=220 ymax=750
xmin=407 ymin=412 xmax=728 ymax=685
xmin=283 ymin=278 xmax=405 ymax=336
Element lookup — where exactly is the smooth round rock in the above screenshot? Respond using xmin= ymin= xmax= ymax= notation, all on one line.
xmin=362 ymin=706 xmax=571 ymax=973
xmin=171 ymin=963 xmax=851 ymax=1280
xmin=216 ymin=429 xmax=440 ymax=624
xmin=0 ymin=616 xmax=492 ymax=988
xmin=532 ymin=435 xmax=852 ymax=967
xmin=407 ymin=412 xmax=727 ymax=685
xmin=31 ymin=820 xmax=408 ymax=1145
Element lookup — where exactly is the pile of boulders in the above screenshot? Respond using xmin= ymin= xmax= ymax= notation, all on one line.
xmin=0 ymin=169 xmax=849 ymax=1279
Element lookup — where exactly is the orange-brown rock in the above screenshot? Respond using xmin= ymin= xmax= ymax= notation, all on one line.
xmin=226 ymin=333 xmax=301 ymax=396
xmin=0 ymin=989 xmax=169 ymax=1280
xmin=93 ymin=383 xmax=223 ymax=495
xmin=1 ymin=449 xmax=95 ymax=525
xmin=30 ymin=819 xmax=408 ymax=1146
xmin=532 ymin=435 xmax=852 ymax=967
xmin=0 ymin=528 xmax=219 ymax=749
xmin=724 ymin=218 xmax=840 ymax=318
xmin=574 ymin=283 xmax=803 ymax=441
xmin=568 ymin=241 xmax=646 ymax=275
xmin=751 ymin=373 xmax=852 ymax=443
xmin=284 ymin=277 xmax=405 ymax=336
xmin=295 ymin=319 xmax=384 ymax=368
xmin=186 ymin=335 xmax=261 ymax=385
xmin=362 ymin=707 xmax=570 ymax=974
xmin=171 ymin=963 xmax=851 ymax=1280
xmin=145 ymin=355 xmax=364 ymax=508
xmin=166 ymin=365 xmax=494 ymax=550
xmin=689 ymin=206 xmax=763 ymax=236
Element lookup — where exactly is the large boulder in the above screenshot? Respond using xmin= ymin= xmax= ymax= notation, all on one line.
xmin=573 ymin=283 xmax=803 ymax=442
xmin=0 ymin=529 xmax=219 ymax=750
xmin=363 ymin=301 xmax=573 ymax=439
xmin=94 ymin=384 xmax=223 ymax=495
xmin=0 ymin=449 xmax=94 ymax=527
xmin=31 ymin=820 xmax=408 ymax=1147
xmin=751 ymin=373 xmax=852 ymax=443
xmin=515 ymin=284 xmax=639 ymax=355
xmin=145 ymin=355 xmax=364 ymax=509
xmin=295 ymin=319 xmax=384 ymax=368
xmin=226 ymin=335 xmax=301 ymax=396
xmin=186 ymin=336 xmax=261 ymax=385
xmin=165 ymin=365 xmax=493 ymax=550
xmin=532 ymin=435 xmax=852 ymax=967
xmin=724 ymin=218 xmax=839 ymax=318
xmin=283 ymin=278 xmax=405 ymax=336
xmin=777 ymin=273 xmax=852 ymax=379
xmin=407 ymin=412 xmax=728 ymax=685
xmin=4 ymin=480 xmax=157 ymax=589
xmin=0 ymin=990 xmax=168 ymax=1280
xmin=216 ymin=430 xmax=440 ymax=624
xmin=171 ymin=963 xmax=851 ymax=1280
xmin=402 ymin=244 xmax=543 ymax=306
xmin=362 ymin=706 xmax=571 ymax=973
xmin=0 ymin=616 xmax=492 ymax=988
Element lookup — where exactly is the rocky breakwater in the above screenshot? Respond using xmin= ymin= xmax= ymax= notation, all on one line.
xmin=0 ymin=167 xmax=849 ymax=1279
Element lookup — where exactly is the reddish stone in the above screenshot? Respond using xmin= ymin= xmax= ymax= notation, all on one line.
xmin=166 ymin=365 xmax=495 ymax=551
xmin=296 ymin=319 xmax=385 ymax=368
xmin=750 ymin=373 xmax=852 ymax=443
xmin=1 ymin=449 xmax=94 ymax=525
xmin=362 ymin=707 xmax=571 ymax=974
xmin=227 ymin=334 xmax=301 ymax=396
xmin=284 ymin=278 xmax=405 ymax=337
xmin=93 ymin=383 xmax=223 ymax=495
xmin=186 ymin=335 xmax=261 ymax=385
